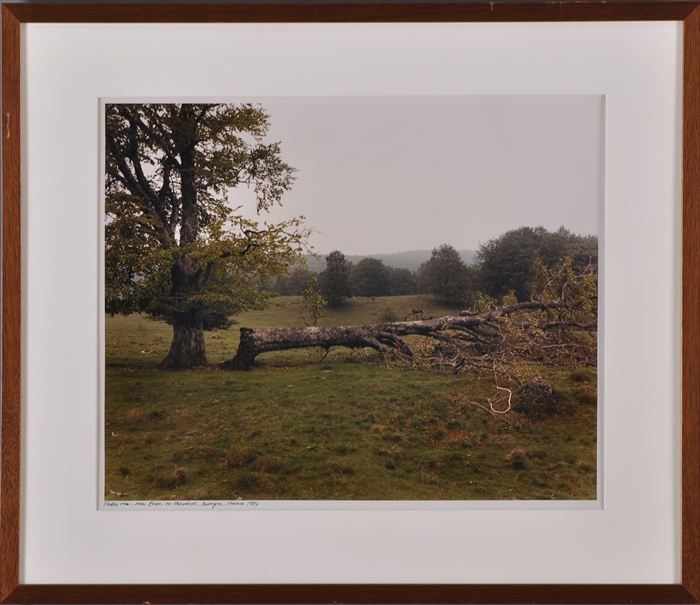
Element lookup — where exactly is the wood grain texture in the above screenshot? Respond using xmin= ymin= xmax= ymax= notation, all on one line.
xmin=684 ymin=6 xmax=700 ymax=603
xmin=4 ymin=1 xmax=698 ymax=22
xmin=2 ymin=2 xmax=700 ymax=603
xmin=1 ymin=583 xmax=697 ymax=604
xmin=0 ymin=5 xmax=21 ymax=603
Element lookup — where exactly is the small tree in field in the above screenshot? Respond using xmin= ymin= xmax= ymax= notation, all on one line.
xmin=319 ymin=251 xmax=352 ymax=307
xmin=301 ymin=276 xmax=326 ymax=326
xmin=105 ymin=103 xmax=308 ymax=369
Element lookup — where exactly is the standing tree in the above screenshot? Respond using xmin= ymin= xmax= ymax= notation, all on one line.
xmin=319 ymin=251 xmax=352 ymax=307
xmin=388 ymin=267 xmax=417 ymax=296
xmin=105 ymin=103 xmax=307 ymax=369
xmin=417 ymin=244 xmax=475 ymax=306
xmin=350 ymin=258 xmax=390 ymax=297
xmin=301 ymin=276 xmax=327 ymax=326
xmin=477 ymin=226 xmax=597 ymax=301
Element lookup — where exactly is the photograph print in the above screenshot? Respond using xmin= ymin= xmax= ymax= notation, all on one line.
xmin=104 ymin=96 xmax=600 ymax=503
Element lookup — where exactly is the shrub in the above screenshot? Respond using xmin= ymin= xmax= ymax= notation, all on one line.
xmin=471 ymin=291 xmax=496 ymax=313
xmin=301 ymin=276 xmax=326 ymax=326
xmin=513 ymin=378 xmax=569 ymax=420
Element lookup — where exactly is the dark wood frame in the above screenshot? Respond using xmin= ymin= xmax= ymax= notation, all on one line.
xmin=1 ymin=2 xmax=698 ymax=603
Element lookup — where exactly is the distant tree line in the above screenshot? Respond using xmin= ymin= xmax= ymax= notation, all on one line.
xmin=269 ymin=226 xmax=597 ymax=309
xmin=272 ymin=255 xmax=416 ymax=300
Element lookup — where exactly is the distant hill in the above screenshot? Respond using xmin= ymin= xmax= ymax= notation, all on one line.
xmin=303 ymin=249 xmax=477 ymax=273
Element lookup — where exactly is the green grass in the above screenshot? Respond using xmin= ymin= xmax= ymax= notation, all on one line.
xmin=105 ymin=295 xmax=597 ymax=501
xmin=106 ymin=295 xmax=455 ymax=368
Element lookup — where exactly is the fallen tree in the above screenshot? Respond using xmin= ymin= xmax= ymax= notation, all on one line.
xmin=225 ymin=257 xmax=597 ymax=372
xmin=224 ymin=324 xmax=413 ymax=369
xmin=223 ymin=301 xmax=584 ymax=370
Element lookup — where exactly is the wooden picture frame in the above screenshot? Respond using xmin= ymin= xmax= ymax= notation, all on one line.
xmin=1 ymin=2 xmax=698 ymax=603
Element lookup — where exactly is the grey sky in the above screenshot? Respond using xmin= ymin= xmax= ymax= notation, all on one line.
xmin=234 ymin=96 xmax=602 ymax=255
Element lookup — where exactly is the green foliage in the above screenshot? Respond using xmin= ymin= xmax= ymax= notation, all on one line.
xmin=275 ymin=262 xmax=417 ymax=298
xmin=272 ymin=265 xmax=315 ymax=296
xmin=417 ymin=244 xmax=476 ymax=307
xmin=531 ymin=255 xmax=597 ymax=325
xmin=477 ymin=226 xmax=597 ymax=301
xmin=501 ymin=290 xmax=518 ymax=307
xmin=118 ymin=236 xmax=304 ymax=331
xmin=387 ymin=267 xmax=417 ymax=296
xmin=301 ymin=276 xmax=327 ymax=326
xmin=470 ymin=291 xmax=497 ymax=313
xmin=319 ymin=251 xmax=352 ymax=307
xmin=105 ymin=103 xmax=308 ymax=365
xmin=350 ymin=257 xmax=391 ymax=297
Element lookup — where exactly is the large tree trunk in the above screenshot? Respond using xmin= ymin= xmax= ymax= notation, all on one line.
xmin=161 ymin=321 xmax=207 ymax=369
xmin=159 ymin=107 xmax=205 ymax=371
xmin=224 ymin=325 xmax=414 ymax=370
xmin=223 ymin=302 xmax=568 ymax=370
xmin=159 ymin=254 xmax=209 ymax=369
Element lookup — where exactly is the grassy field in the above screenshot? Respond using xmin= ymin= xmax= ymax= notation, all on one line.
xmin=105 ymin=295 xmax=597 ymax=501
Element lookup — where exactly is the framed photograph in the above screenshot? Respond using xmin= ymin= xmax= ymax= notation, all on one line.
xmin=1 ymin=2 xmax=698 ymax=603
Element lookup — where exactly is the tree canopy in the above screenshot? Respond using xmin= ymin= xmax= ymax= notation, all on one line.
xmin=476 ymin=226 xmax=597 ymax=301
xmin=319 ymin=251 xmax=352 ymax=307
xmin=350 ymin=258 xmax=391 ymax=297
xmin=387 ymin=267 xmax=417 ymax=296
xmin=417 ymin=244 xmax=476 ymax=306
xmin=105 ymin=103 xmax=307 ymax=368
xmin=272 ymin=265 xmax=315 ymax=296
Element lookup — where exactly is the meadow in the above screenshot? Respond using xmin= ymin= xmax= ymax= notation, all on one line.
xmin=105 ymin=295 xmax=597 ymax=501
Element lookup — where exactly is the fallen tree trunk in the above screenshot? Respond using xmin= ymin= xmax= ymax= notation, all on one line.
xmin=224 ymin=302 xmax=565 ymax=370
xmin=224 ymin=325 xmax=414 ymax=370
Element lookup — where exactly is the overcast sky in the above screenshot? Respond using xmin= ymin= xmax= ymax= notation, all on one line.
xmin=234 ymin=96 xmax=602 ymax=255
